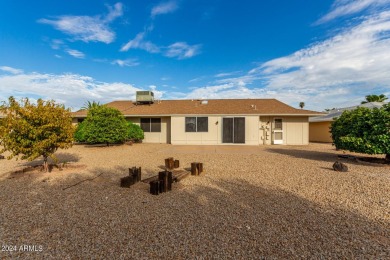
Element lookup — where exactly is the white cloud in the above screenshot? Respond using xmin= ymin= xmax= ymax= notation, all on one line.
xmin=105 ymin=2 xmax=124 ymax=22
xmin=164 ymin=42 xmax=201 ymax=59
xmin=120 ymin=32 xmax=160 ymax=53
xmin=317 ymin=0 xmax=390 ymax=24
xmin=50 ymin=39 xmax=64 ymax=50
xmin=259 ymin=11 xmax=390 ymax=93
xmin=66 ymin=49 xmax=85 ymax=59
xmin=172 ymin=10 xmax=390 ymax=111
xmin=121 ymin=34 xmax=201 ymax=60
xmin=149 ymin=85 xmax=165 ymax=99
xmin=0 ymin=66 xmax=23 ymax=75
xmin=111 ymin=59 xmax=140 ymax=67
xmin=38 ymin=3 xmax=123 ymax=44
xmin=0 ymin=70 xmax=162 ymax=110
xmin=214 ymin=71 xmax=242 ymax=78
xmin=151 ymin=1 xmax=178 ymax=18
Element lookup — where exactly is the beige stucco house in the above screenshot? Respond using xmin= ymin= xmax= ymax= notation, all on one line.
xmin=72 ymin=99 xmax=323 ymax=145
xmin=309 ymin=102 xmax=388 ymax=143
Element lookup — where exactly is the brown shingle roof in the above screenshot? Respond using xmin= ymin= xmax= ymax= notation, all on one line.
xmin=72 ymin=99 xmax=323 ymax=117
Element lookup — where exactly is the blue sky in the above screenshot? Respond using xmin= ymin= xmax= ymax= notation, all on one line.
xmin=1 ymin=0 xmax=390 ymax=111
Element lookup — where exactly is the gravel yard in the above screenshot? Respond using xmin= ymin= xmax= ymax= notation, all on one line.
xmin=0 ymin=143 xmax=389 ymax=259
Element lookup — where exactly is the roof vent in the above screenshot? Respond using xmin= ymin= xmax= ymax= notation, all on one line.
xmin=136 ymin=91 xmax=154 ymax=105
xmin=201 ymin=100 xmax=208 ymax=105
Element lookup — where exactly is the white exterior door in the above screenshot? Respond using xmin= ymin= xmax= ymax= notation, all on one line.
xmin=273 ymin=118 xmax=283 ymax=144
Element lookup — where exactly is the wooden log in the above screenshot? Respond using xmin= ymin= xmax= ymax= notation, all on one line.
xmin=120 ymin=176 xmax=134 ymax=188
xmin=191 ymin=162 xmax=199 ymax=175
xmin=191 ymin=162 xmax=204 ymax=176
xmin=129 ymin=167 xmax=142 ymax=182
xmin=198 ymin=163 xmax=203 ymax=174
xmin=175 ymin=171 xmax=190 ymax=182
xmin=134 ymin=167 xmax=141 ymax=182
xmin=150 ymin=181 xmax=159 ymax=195
xmin=168 ymin=171 xmax=173 ymax=191
xmin=165 ymin=157 xmax=174 ymax=170
xmin=142 ymin=170 xmax=190 ymax=183
xmin=174 ymin=160 xmax=180 ymax=168
xmin=158 ymin=180 xmax=164 ymax=193
xmin=142 ymin=175 xmax=159 ymax=183
xmin=158 ymin=170 xmax=170 ymax=192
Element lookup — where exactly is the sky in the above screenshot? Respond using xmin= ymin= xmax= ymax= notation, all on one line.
xmin=1 ymin=0 xmax=390 ymax=111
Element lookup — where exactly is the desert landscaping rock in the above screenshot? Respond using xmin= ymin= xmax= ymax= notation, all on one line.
xmin=0 ymin=143 xmax=389 ymax=259
xmin=333 ymin=161 xmax=348 ymax=172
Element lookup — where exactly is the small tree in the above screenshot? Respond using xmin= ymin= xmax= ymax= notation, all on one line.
xmin=0 ymin=97 xmax=74 ymax=171
xmin=299 ymin=102 xmax=305 ymax=109
xmin=126 ymin=121 xmax=144 ymax=142
xmin=81 ymin=100 xmax=101 ymax=110
xmin=361 ymin=94 xmax=388 ymax=104
xmin=83 ymin=105 xmax=128 ymax=145
xmin=331 ymin=104 xmax=390 ymax=161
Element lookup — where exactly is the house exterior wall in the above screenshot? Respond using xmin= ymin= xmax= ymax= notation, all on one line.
xmin=72 ymin=115 xmax=310 ymax=145
xmin=126 ymin=117 xmax=170 ymax=144
xmin=170 ymin=115 xmax=260 ymax=145
xmin=309 ymin=121 xmax=332 ymax=143
xmin=259 ymin=116 xmax=308 ymax=145
xmin=284 ymin=116 xmax=309 ymax=145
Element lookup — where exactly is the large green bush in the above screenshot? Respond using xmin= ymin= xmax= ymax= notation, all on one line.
xmin=74 ymin=121 xmax=86 ymax=142
xmin=83 ymin=105 xmax=128 ymax=146
xmin=126 ymin=121 xmax=144 ymax=142
xmin=331 ymin=104 xmax=390 ymax=161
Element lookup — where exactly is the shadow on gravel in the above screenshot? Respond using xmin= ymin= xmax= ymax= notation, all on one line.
xmin=266 ymin=148 xmax=339 ymax=162
xmin=175 ymin=178 xmax=389 ymax=258
xmin=1 ymin=175 xmax=388 ymax=259
xmin=19 ymin=152 xmax=81 ymax=168
xmin=266 ymin=148 xmax=387 ymax=169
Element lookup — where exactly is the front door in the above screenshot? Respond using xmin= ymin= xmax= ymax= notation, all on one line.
xmin=222 ymin=117 xmax=245 ymax=143
xmin=273 ymin=118 xmax=283 ymax=144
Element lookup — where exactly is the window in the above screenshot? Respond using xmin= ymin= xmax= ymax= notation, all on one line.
xmin=140 ymin=118 xmax=161 ymax=132
xmin=185 ymin=117 xmax=208 ymax=132
xmin=274 ymin=119 xmax=283 ymax=130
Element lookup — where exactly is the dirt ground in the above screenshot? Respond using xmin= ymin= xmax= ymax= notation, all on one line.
xmin=0 ymin=143 xmax=389 ymax=259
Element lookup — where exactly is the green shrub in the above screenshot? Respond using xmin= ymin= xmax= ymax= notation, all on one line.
xmin=83 ymin=105 xmax=128 ymax=146
xmin=126 ymin=121 xmax=144 ymax=142
xmin=331 ymin=104 xmax=390 ymax=161
xmin=74 ymin=121 xmax=86 ymax=142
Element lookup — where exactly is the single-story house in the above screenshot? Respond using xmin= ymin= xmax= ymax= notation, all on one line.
xmin=309 ymin=102 xmax=388 ymax=143
xmin=72 ymin=98 xmax=323 ymax=145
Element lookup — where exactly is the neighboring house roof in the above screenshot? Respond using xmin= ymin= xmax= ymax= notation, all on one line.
xmin=309 ymin=102 xmax=388 ymax=123
xmin=72 ymin=99 xmax=323 ymax=117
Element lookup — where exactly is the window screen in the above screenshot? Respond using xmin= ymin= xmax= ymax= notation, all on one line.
xmin=140 ymin=118 xmax=161 ymax=132
xmin=185 ymin=117 xmax=208 ymax=132
xmin=185 ymin=117 xmax=196 ymax=132
xmin=197 ymin=117 xmax=208 ymax=132
xmin=150 ymin=118 xmax=161 ymax=132
xmin=274 ymin=119 xmax=283 ymax=130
